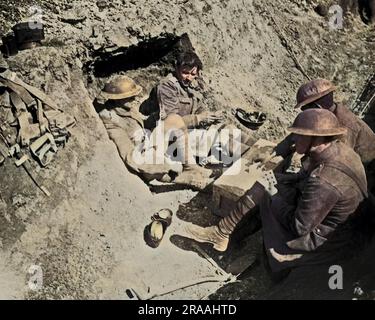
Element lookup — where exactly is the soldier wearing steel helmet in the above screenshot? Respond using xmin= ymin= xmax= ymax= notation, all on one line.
xmin=95 ymin=75 xmax=145 ymax=160
xmin=277 ymin=78 xmax=375 ymax=165
xmin=185 ymin=109 xmax=368 ymax=275
xmin=296 ymin=79 xmax=375 ymax=163
xmin=260 ymin=108 xmax=368 ymax=273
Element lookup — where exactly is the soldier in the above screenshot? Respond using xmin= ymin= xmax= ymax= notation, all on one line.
xmin=95 ymin=75 xmax=145 ymax=161
xmin=186 ymin=109 xmax=368 ymax=276
xmin=262 ymin=109 xmax=368 ymax=272
xmin=296 ymin=79 xmax=375 ymax=163
xmin=142 ymin=51 xmax=255 ymax=189
xmin=276 ymin=78 xmax=375 ymax=165
xmin=143 ymin=51 xmax=222 ymax=133
xmin=145 ymin=51 xmax=222 ymax=184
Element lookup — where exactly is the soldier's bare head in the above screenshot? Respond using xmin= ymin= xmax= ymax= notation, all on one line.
xmin=175 ymin=51 xmax=202 ymax=87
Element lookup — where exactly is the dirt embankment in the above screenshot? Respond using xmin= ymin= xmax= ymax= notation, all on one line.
xmin=0 ymin=0 xmax=374 ymax=299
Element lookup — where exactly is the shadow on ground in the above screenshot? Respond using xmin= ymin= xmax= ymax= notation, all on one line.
xmin=166 ymin=190 xmax=274 ymax=300
xmin=169 ymin=188 xmax=375 ymax=300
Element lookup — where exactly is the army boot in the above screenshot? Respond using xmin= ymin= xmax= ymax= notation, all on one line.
xmin=173 ymin=164 xmax=214 ymax=190
xmin=185 ymin=181 xmax=265 ymax=251
xmin=185 ymin=224 xmax=229 ymax=252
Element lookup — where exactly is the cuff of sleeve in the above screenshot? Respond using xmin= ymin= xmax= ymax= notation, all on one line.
xmin=182 ymin=115 xmax=200 ymax=128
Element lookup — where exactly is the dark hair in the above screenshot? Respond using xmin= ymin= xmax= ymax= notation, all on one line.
xmin=176 ymin=51 xmax=203 ymax=71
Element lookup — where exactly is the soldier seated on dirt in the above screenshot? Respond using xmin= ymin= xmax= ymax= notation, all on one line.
xmin=184 ymin=109 xmax=370 ymax=277
xmin=135 ymin=51 xmax=256 ymax=190
xmin=98 ymin=52 xmax=255 ymax=190
xmin=94 ymin=75 xmax=146 ymax=161
xmin=142 ymin=51 xmax=222 ymax=187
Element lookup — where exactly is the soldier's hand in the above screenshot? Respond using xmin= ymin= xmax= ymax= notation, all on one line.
xmin=198 ymin=111 xmax=224 ymax=125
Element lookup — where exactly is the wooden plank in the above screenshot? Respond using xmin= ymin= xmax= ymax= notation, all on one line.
xmin=212 ymin=139 xmax=284 ymax=217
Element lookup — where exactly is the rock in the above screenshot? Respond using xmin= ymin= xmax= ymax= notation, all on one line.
xmin=314 ymin=4 xmax=328 ymax=17
xmin=11 ymin=194 xmax=26 ymax=208
xmin=96 ymin=0 xmax=108 ymax=11
xmin=0 ymin=198 xmax=7 ymax=212
xmin=60 ymin=9 xmax=87 ymax=25
xmin=92 ymin=25 xmax=101 ymax=38
xmin=75 ymin=58 xmax=83 ymax=69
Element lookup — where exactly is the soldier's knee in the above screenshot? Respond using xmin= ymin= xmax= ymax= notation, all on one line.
xmin=163 ymin=113 xmax=186 ymax=130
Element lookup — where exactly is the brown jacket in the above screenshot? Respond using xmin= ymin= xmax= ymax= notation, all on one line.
xmin=156 ymin=73 xmax=201 ymax=128
xmin=284 ymin=141 xmax=367 ymax=252
xmin=333 ymin=103 xmax=375 ymax=164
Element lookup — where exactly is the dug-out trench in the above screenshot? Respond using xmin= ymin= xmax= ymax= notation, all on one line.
xmin=84 ymin=32 xmax=196 ymax=78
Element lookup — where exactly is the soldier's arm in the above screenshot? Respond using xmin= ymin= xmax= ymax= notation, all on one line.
xmin=181 ymin=114 xmax=200 ymax=128
xmin=157 ymin=81 xmax=180 ymax=120
xmin=355 ymin=119 xmax=375 ymax=164
xmin=274 ymin=134 xmax=296 ymax=159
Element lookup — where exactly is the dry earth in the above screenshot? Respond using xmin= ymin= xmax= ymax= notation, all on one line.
xmin=0 ymin=0 xmax=374 ymax=299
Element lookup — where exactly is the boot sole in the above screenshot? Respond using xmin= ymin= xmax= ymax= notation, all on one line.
xmin=193 ymin=237 xmax=227 ymax=252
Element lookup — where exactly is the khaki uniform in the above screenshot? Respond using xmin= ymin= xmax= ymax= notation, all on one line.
xmin=96 ymin=99 xmax=144 ymax=161
xmin=156 ymin=73 xmax=255 ymax=152
xmin=261 ymin=141 xmax=368 ymax=271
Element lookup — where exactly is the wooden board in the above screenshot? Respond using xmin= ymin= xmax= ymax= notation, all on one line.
xmin=212 ymin=139 xmax=284 ymax=217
